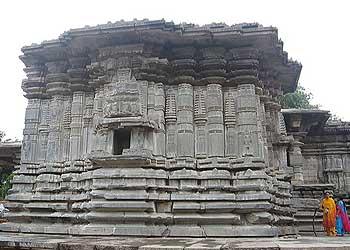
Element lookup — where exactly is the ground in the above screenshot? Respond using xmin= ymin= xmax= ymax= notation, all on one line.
xmin=0 ymin=233 xmax=350 ymax=250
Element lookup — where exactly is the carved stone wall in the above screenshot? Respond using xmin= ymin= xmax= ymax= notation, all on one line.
xmin=302 ymin=127 xmax=350 ymax=194
xmin=1 ymin=20 xmax=302 ymax=237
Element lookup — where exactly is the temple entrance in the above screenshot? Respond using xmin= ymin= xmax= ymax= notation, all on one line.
xmin=113 ymin=128 xmax=131 ymax=155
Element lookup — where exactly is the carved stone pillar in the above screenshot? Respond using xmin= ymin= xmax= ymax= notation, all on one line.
xmin=176 ymin=83 xmax=194 ymax=157
xmin=265 ymin=97 xmax=283 ymax=174
xmin=264 ymin=100 xmax=274 ymax=170
xmin=194 ymin=86 xmax=207 ymax=158
xmin=82 ymin=92 xmax=94 ymax=156
xmin=148 ymin=81 xmax=156 ymax=120
xmin=21 ymin=61 xmax=46 ymax=163
xmin=69 ymin=91 xmax=85 ymax=160
xmin=62 ymin=95 xmax=72 ymax=161
xmin=91 ymin=86 xmax=106 ymax=152
xmin=289 ymin=137 xmax=304 ymax=184
xmin=256 ymin=87 xmax=269 ymax=164
xmin=153 ymin=82 xmax=166 ymax=157
xmin=37 ymin=99 xmax=50 ymax=162
xmin=22 ymin=99 xmax=41 ymax=163
xmin=198 ymin=47 xmax=226 ymax=158
xmin=207 ymin=84 xmax=224 ymax=157
xmin=68 ymin=56 xmax=91 ymax=158
xmin=224 ymin=86 xmax=238 ymax=157
xmin=170 ymin=51 xmax=196 ymax=159
xmin=236 ymin=84 xmax=260 ymax=158
xmin=45 ymin=60 xmax=70 ymax=162
xmin=165 ymin=86 xmax=177 ymax=158
xmin=228 ymin=49 xmax=262 ymax=160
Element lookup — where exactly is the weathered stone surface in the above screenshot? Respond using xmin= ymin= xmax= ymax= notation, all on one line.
xmin=3 ymin=19 xmax=304 ymax=237
xmin=246 ymin=212 xmax=274 ymax=224
xmin=3 ymin=232 xmax=350 ymax=250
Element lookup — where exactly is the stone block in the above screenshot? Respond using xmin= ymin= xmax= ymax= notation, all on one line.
xmin=90 ymin=189 xmax=149 ymax=200
xmin=172 ymin=202 xmax=201 ymax=212
xmin=167 ymin=225 xmax=205 ymax=237
xmin=232 ymin=201 xmax=273 ymax=213
xmin=155 ymin=201 xmax=172 ymax=213
xmin=202 ymin=225 xmax=278 ymax=237
xmin=202 ymin=202 xmax=235 ymax=212
xmin=246 ymin=212 xmax=273 ymax=224
xmin=174 ymin=213 xmax=240 ymax=225
xmin=72 ymin=225 xmax=114 ymax=235
xmin=235 ymin=191 xmax=271 ymax=201
xmin=88 ymin=201 xmax=155 ymax=212
xmin=0 ymin=222 xmax=20 ymax=232
xmin=112 ymin=225 xmax=166 ymax=236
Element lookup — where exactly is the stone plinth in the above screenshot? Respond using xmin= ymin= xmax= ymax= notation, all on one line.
xmin=2 ymin=233 xmax=350 ymax=250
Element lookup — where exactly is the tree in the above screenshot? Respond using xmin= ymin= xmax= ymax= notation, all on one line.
xmin=280 ymin=86 xmax=319 ymax=109
xmin=0 ymin=131 xmax=5 ymax=142
xmin=0 ymin=173 xmax=13 ymax=200
xmin=0 ymin=130 xmax=15 ymax=200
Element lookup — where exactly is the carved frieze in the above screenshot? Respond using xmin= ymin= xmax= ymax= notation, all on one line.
xmin=103 ymin=68 xmax=144 ymax=118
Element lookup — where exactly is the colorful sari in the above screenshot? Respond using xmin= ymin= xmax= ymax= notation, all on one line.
xmin=336 ymin=200 xmax=350 ymax=236
xmin=320 ymin=197 xmax=336 ymax=236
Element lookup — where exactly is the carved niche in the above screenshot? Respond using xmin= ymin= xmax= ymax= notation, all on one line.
xmin=103 ymin=68 xmax=143 ymax=118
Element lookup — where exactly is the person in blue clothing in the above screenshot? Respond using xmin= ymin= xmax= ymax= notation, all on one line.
xmin=336 ymin=197 xmax=350 ymax=236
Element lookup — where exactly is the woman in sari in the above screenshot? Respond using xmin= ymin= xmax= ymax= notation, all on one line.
xmin=320 ymin=191 xmax=336 ymax=236
xmin=336 ymin=198 xmax=350 ymax=236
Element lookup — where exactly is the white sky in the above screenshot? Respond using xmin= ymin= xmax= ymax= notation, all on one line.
xmin=1 ymin=0 xmax=349 ymax=139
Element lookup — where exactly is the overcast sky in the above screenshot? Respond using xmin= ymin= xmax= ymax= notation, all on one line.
xmin=1 ymin=0 xmax=349 ymax=139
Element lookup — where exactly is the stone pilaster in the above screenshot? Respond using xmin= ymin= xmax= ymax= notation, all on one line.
xmin=170 ymin=52 xmax=196 ymax=158
xmin=69 ymin=91 xmax=85 ymax=160
xmin=265 ymin=95 xmax=284 ymax=175
xmin=224 ymin=87 xmax=238 ymax=157
xmin=82 ymin=92 xmax=94 ymax=156
xmin=198 ymin=47 xmax=226 ymax=158
xmin=45 ymin=60 xmax=70 ymax=162
xmin=21 ymin=61 xmax=47 ymax=163
xmin=22 ymin=99 xmax=41 ymax=163
xmin=289 ymin=137 xmax=304 ymax=184
xmin=194 ymin=86 xmax=207 ymax=158
xmin=37 ymin=99 xmax=50 ymax=162
xmin=165 ymin=86 xmax=177 ymax=158
xmin=228 ymin=49 xmax=262 ymax=160
xmin=62 ymin=95 xmax=72 ymax=161
xmin=176 ymin=83 xmax=194 ymax=157
xmin=264 ymin=100 xmax=275 ymax=171
xmin=153 ymin=82 xmax=166 ymax=157
xmin=68 ymin=56 xmax=91 ymax=158
xmin=207 ymin=84 xmax=224 ymax=157
xmin=91 ymin=86 xmax=107 ymax=153
xmin=237 ymin=84 xmax=260 ymax=158
xmin=256 ymin=87 xmax=270 ymax=165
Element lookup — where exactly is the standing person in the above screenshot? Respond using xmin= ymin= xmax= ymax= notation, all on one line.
xmin=320 ymin=191 xmax=336 ymax=236
xmin=336 ymin=197 xmax=350 ymax=236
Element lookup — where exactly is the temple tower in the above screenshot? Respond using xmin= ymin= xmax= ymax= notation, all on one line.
xmin=2 ymin=20 xmax=301 ymax=237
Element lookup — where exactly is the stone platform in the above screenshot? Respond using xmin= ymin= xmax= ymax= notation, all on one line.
xmin=0 ymin=233 xmax=350 ymax=250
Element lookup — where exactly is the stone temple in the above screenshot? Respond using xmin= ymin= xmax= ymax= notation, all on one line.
xmin=2 ymin=19 xmax=348 ymax=238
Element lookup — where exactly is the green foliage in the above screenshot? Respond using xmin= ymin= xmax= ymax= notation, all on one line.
xmin=0 ymin=173 xmax=14 ymax=200
xmin=280 ymin=86 xmax=319 ymax=109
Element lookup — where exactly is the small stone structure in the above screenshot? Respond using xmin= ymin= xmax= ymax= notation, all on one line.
xmin=0 ymin=142 xmax=21 ymax=168
xmin=282 ymin=109 xmax=350 ymax=235
xmin=1 ymin=19 xmax=330 ymax=237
